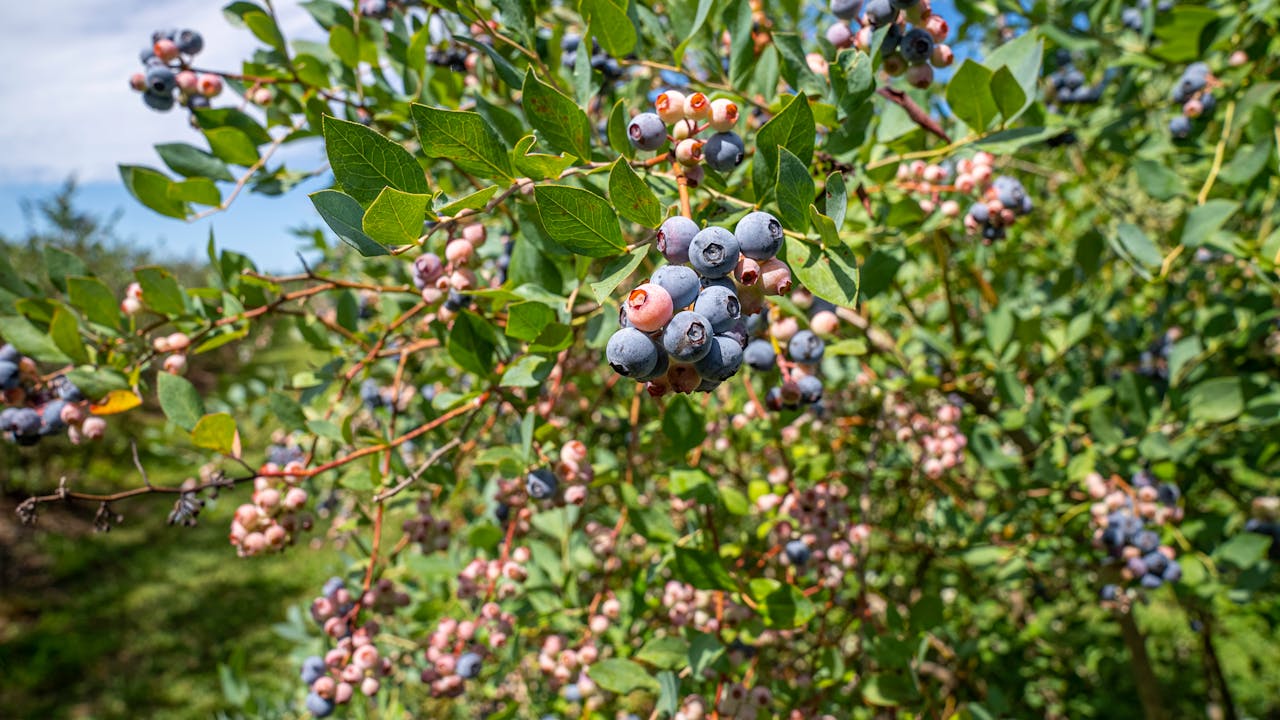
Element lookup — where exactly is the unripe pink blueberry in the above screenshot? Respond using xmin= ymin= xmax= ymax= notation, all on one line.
xmin=675 ymin=138 xmax=705 ymax=167
xmin=255 ymin=487 xmax=281 ymax=512
xmin=709 ymin=98 xmax=740 ymax=132
xmin=264 ymin=523 xmax=287 ymax=546
xmin=130 ymin=73 xmax=147 ymax=91
xmin=907 ymin=63 xmax=934 ymax=89
xmin=1183 ymin=98 xmax=1203 ymax=118
xmin=361 ymin=677 xmax=380 ymax=696
xmin=770 ymin=315 xmax=799 ymax=342
xmin=940 ymin=199 xmax=960 ymax=217
xmin=325 ymin=648 xmax=347 ymax=668
xmin=826 ymin=22 xmax=855 ymax=49
xmin=625 ymin=283 xmax=675 ymax=332
xmin=154 ymin=39 xmax=180 ymax=62
xmin=919 ymin=198 xmax=936 ymax=214
xmin=251 ymin=87 xmax=272 ymax=105
xmin=930 ymin=44 xmax=954 ymax=68
xmin=60 ymin=403 xmax=85 ymax=425
xmin=684 ymin=92 xmax=711 ymax=121
xmin=284 ymin=486 xmax=308 ymax=510
xmin=243 ymin=531 xmax=267 ymax=554
xmin=735 ymin=257 xmax=761 ymax=286
xmin=759 ymin=258 xmax=793 ymax=295
xmin=672 ymin=118 xmax=697 ymax=141
xmin=462 ymin=223 xmax=486 ymax=246
xmin=197 ymin=74 xmax=223 ymax=97
xmin=445 ymin=239 xmax=473 ymax=265
xmin=176 ymin=71 xmax=199 ymax=93
xmin=353 ymin=644 xmax=379 ymax=669
xmin=655 ymin=90 xmax=687 ymax=124
xmin=164 ymin=354 xmax=187 ymax=375
xmin=335 ymin=681 xmax=354 ymax=704
xmin=925 ymin=15 xmax=949 ymax=42
xmin=589 ymin=614 xmax=610 ymax=633
xmin=806 ymin=52 xmax=830 ymax=76
xmin=854 ymin=25 xmax=873 ymax=50
xmin=810 ymin=310 xmax=839 ymax=335
xmin=565 ymin=485 xmax=587 ymax=505
xmin=313 ymin=675 xmax=336 ymax=699
xmin=167 ymin=332 xmax=191 ymax=351
xmin=449 ymin=268 xmax=477 ymax=291
xmin=684 ymin=164 xmax=705 ymax=187
xmin=1229 ymin=50 xmax=1248 ymax=66
xmin=153 ymin=336 xmax=171 ymax=353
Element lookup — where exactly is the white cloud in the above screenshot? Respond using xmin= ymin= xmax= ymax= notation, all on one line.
xmin=0 ymin=0 xmax=322 ymax=185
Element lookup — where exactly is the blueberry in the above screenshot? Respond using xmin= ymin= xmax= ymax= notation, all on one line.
xmin=1200 ymin=92 xmax=1216 ymax=113
xmin=657 ymin=216 xmax=700 ymax=265
xmin=1101 ymin=525 xmax=1126 ymax=551
xmin=704 ymin=132 xmax=746 ymax=173
xmin=145 ymin=66 xmax=177 ymax=94
xmin=889 ymin=0 xmax=918 ymax=8
xmin=720 ymin=319 xmax=750 ymax=349
xmin=628 ymin=112 xmax=668 ymax=152
xmin=1139 ymin=573 xmax=1163 ymax=589
xmin=830 ymin=0 xmax=863 ymax=19
xmin=796 ymin=375 xmax=823 ymax=404
xmin=900 ymin=29 xmax=934 ymax=65
xmin=701 ymin=276 xmax=736 ymax=293
xmin=456 ymin=652 xmax=482 ymax=679
xmin=693 ymin=334 xmax=744 ymax=382
xmin=444 ymin=291 xmax=471 ymax=311
xmin=1142 ymin=552 xmax=1169 ymax=576
xmin=0 ymin=344 xmax=17 ymax=363
xmin=968 ymin=203 xmax=989 ymax=223
xmin=143 ymin=90 xmax=175 ymax=111
xmin=688 ymin=227 xmax=740 ymax=278
xmin=693 ymin=285 xmax=741 ymax=333
xmin=1157 ymin=483 xmax=1180 ymax=505
xmin=1169 ymin=115 xmax=1191 ymax=139
xmin=300 ymin=656 xmax=327 ymax=684
xmin=635 ymin=344 xmax=670 ymax=382
xmin=1133 ymin=530 xmax=1160 ymax=554
xmin=360 ymin=379 xmax=383 ymax=409
xmin=788 ymin=330 xmax=825 ymax=364
xmin=305 ymin=691 xmax=335 ymax=717
xmin=564 ymin=684 xmax=583 ymax=702
xmin=696 ymin=378 xmax=721 ymax=393
xmin=1162 ymin=560 xmax=1181 ymax=583
xmin=864 ymin=0 xmax=896 ymax=27
xmin=992 ymin=176 xmax=1027 ymax=210
xmin=151 ymin=28 xmax=178 ymax=44
xmin=41 ymin=401 xmax=67 ymax=435
xmin=0 ymin=360 xmax=18 ymax=390
xmin=1121 ymin=7 xmax=1143 ymax=30
xmin=785 ymin=539 xmax=812 ymax=565
xmin=1126 ymin=556 xmax=1148 ymax=577
xmin=744 ymin=339 xmax=776 ymax=371
xmin=734 ymin=211 xmax=784 ymax=261
xmin=139 ymin=47 xmax=158 ymax=64
xmin=617 ymin=304 xmax=632 ymax=329
xmin=11 ymin=408 xmax=40 ymax=437
xmin=187 ymin=95 xmax=210 ymax=111
xmin=1099 ymin=584 xmax=1119 ymax=601
xmin=527 ymin=468 xmax=558 ymax=500
xmin=562 ymin=34 xmax=582 ymax=52
xmin=322 ymin=577 xmax=346 ymax=596
xmin=494 ymin=502 xmax=510 ymax=523
xmin=607 ymin=327 xmax=660 ymax=378
xmin=0 ymin=407 xmax=17 ymax=433
xmin=662 ymin=311 xmax=714 ymax=362
xmin=651 ymin=265 xmax=701 ymax=309
xmin=175 ymin=29 xmax=204 ymax=55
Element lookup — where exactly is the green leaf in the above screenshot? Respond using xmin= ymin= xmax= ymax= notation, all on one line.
xmin=534 ymin=185 xmax=625 ymax=258
xmin=662 ymin=394 xmax=706 ymax=454
xmin=1213 ymin=533 xmax=1270 ymax=569
xmin=1115 ymin=223 xmax=1162 ymax=274
xmin=830 ymin=49 xmax=876 ymax=114
xmin=672 ymin=546 xmax=735 ymax=591
xmin=636 ymin=636 xmax=690 ymax=670
xmin=748 ymin=579 xmax=816 ymax=628
xmin=688 ymin=633 xmax=723 ymax=676
xmin=155 ymin=142 xmax=235 ymax=182
xmin=983 ymin=31 xmax=1042 ymax=121
xmin=1134 ymin=159 xmax=1186 ymax=201
xmin=323 ymin=115 xmax=429 ymax=206
xmin=784 ymin=231 xmax=859 ymax=308
xmin=363 ymin=187 xmax=431 ymax=245
xmin=157 ymin=372 xmax=205 ymax=432
xmin=753 ymin=93 xmax=815 ymax=201
xmin=861 ymin=674 xmax=920 ymax=707
xmin=608 ymin=158 xmax=662 ymax=228
xmin=455 ymin=36 xmax=524 ymax=89
xmin=1185 ymin=377 xmax=1243 ymax=424
xmin=66 ymin=277 xmax=120 ymax=329
xmin=521 ymin=70 xmax=593 ymax=160
xmin=310 ymin=190 xmax=391 ymax=256
xmin=506 ymin=302 xmax=556 ymax=342
xmin=0 ymin=315 xmax=70 ymax=363
xmin=204 ymin=127 xmax=260 ymax=166
xmin=512 ymin=136 xmax=577 ymax=180
xmin=990 ymin=66 xmax=1027 ymax=122
xmin=946 ymin=60 xmax=998 ymax=132
xmin=135 ymin=267 xmax=187 ymax=317
xmin=579 ymin=0 xmax=636 ymax=56
xmin=44 ymin=247 xmax=86 ymax=294
xmin=671 ymin=0 xmax=714 ymax=64
xmin=242 ymin=10 xmax=285 ymax=52
xmin=1150 ymin=6 xmax=1218 ymax=63
xmin=169 ymin=178 xmax=221 ymax=206
xmin=119 ymin=165 xmax=188 ymax=219
xmin=500 ymin=354 xmax=555 ymax=388
xmin=822 ymin=171 xmax=848 ymax=228
xmin=410 ymin=104 xmax=514 ymax=181
xmin=192 ymin=107 xmax=271 ymax=144
xmin=1181 ymin=200 xmax=1237 ymax=248
xmin=607 ymin=99 xmax=635 ymax=159
xmin=448 ymin=311 xmax=496 ymax=377
xmin=727 ymin=0 xmax=755 ymax=86
xmin=49 ymin=307 xmax=88 ymax=364
xmin=589 ymin=245 xmax=649 ymax=301
xmin=587 ymin=659 xmax=659 ymax=695
xmin=192 ymin=413 xmax=238 ymax=454
xmin=65 ymin=367 xmax=128 ymax=400
xmin=267 ymin=392 xmax=308 ymax=431
xmin=329 ymin=24 xmax=359 ymax=67
xmin=776 ymin=148 xmax=815 ymax=232
xmin=436 ymin=186 xmax=499 ymax=216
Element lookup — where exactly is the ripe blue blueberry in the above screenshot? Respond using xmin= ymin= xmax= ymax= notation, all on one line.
xmin=734 ymin=211 xmax=784 ymax=261
xmin=651 ymin=265 xmax=701 ymax=309
xmin=696 ymin=377 xmax=721 ymax=393
xmin=1133 ymin=529 xmax=1160 ymax=554
xmin=900 ymin=29 xmax=934 ymax=65
xmin=864 ymin=0 xmax=896 ymax=27
xmin=1099 ymin=584 xmax=1119 ymax=601
xmin=360 ymin=379 xmax=383 ymax=410
xmin=305 ymin=692 xmax=335 ymax=718
xmin=1162 ymin=560 xmax=1181 ymax=582
xmin=703 ymin=132 xmax=745 ymax=173
xmin=688 ymin=227 xmax=740 ymax=278
xmin=175 ymin=29 xmax=204 ymax=55
xmin=890 ymin=0 xmax=918 ymax=8
xmin=830 ymin=0 xmax=863 ymax=19
xmin=693 ymin=285 xmax=741 ymax=333
xmin=1156 ymin=482 xmax=1180 ymax=505
xmin=635 ymin=345 xmax=670 ymax=383
xmin=0 ymin=360 xmax=18 ymax=390
xmin=322 ymin=576 xmax=345 ymax=596
xmin=785 ymin=540 xmax=812 ymax=565
xmin=1139 ymin=573 xmax=1163 ymax=589
xmin=720 ymin=319 xmax=750 ymax=349
xmin=1142 ymin=551 xmax=1169 ymax=576
xmin=657 ymin=216 xmax=700 ymax=265
xmin=628 ymin=112 xmax=668 ymax=152
xmin=968 ymin=203 xmax=990 ymax=224
xmin=744 ymin=339 xmax=776 ymax=371
xmin=143 ymin=90 xmax=175 ymax=111
xmin=788 ymin=330 xmax=825 ymax=364
xmin=11 ymin=408 xmax=40 ymax=437
xmin=527 ymin=468 xmax=558 ymax=500
xmin=693 ymin=334 xmax=744 ymax=382
xmin=300 ymin=656 xmax=327 ymax=684
xmin=457 ymin=652 xmax=482 ymax=679
xmin=444 ymin=291 xmax=471 ymax=311
xmin=146 ymin=66 xmax=177 ymax=94
xmin=1169 ymin=115 xmax=1191 ymax=139
xmin=41 ymin=401 xmax=67 ymax=435
xmin=564 ymin=684 xmax=583 ymax=702
xmin=607 ymin=327 xmax=660 ymax=378
xmin=1126 ymin=556 xmax=1148 ymax=577
xmin=663 ymin=311 xmax=714 ymax=362
xmin=796 ymin=375 xmax=823 ymax=404
xmin=0 ymin=344 xmax=18 ymax=363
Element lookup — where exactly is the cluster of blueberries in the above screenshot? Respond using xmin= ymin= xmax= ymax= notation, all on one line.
xmin=966 ymin=174 xmax=1034 ymax=243
xmin=627 ymin=90 xmax=745 ymax=185
xmin=302 ymin=577 xmax=401 ymax=717
xmin=1169 ymin=62 xmax=1216 ymax=139
xmin=1047 ymin=51 xmax=1105 ymax=105
xmin=1121 ymin=0 xmax=1175 ymax=32
xmin=1138 ymin=327 xmax=1182 ymax=382
xmin=1090 ymin=471 xmax=1184 ymax=597
xmin=827 ymin=0 xmax=954 ymax=89
xmin=561 ymin=34 xmax=625 ymax=81
xmin=606 ymin=211 xmax=792 ymax=396
xmin=130 ymin=28 xmax=223 ymax=113
xmin=742 ymin=320 xmax=828 ymax=411
xmin=407 ymin=222 xmax=506 ymax=322
xmin=0 ymin=344 xmax=106 ymax=446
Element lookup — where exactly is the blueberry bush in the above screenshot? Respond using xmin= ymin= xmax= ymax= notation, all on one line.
xmin=7 ymin=0 xmax=1280 ymax=717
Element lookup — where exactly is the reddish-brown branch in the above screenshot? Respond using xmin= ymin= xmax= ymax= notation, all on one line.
xmin=877 ymin=87 xmax=951 ymax=143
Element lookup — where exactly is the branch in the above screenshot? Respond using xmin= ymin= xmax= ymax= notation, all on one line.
xmin=877 ymin=87 xmax=951 ymax=144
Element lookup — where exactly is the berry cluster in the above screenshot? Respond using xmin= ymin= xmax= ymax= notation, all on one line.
xmin=130 ymin=28 xmax=222 ymax=113
xmin=964 ymin=174 xmax=1033 ymax=243
xmin=891 ymin=153 xmax=1034 ymax=242
xmin=456 ymin=546 xmax=530 ymax=601
xmin=1138 ymin=326 xmax=1182 ymax=381
xmin=1244 ymin=497 xmax=1280 ymax=561
xmin=229 ymin=469 xmax=312 ymax=557
xmin=749 ymin=318 xmax=827 ymax=413
xmin=661 ymin=580 xmax=750 ymax=633
xmin=555 ymin=441 xmax=594 ymax=505
xmin=713 ymin=683 xmax=774 ymax=720
xmin=303 ymin=577 xmax=400 ymax=717
xmin=830 ymin=0 xmax=953 ymax=89
xmin=408 ymin=222 xmax=497 ymax=321
xmin=1088 ymin=471 xmax=1184 ymax=594
xmin=1168 ymin=62 xmax=1216 ymax=139
xmin=627 ymin=90 xmax=745 ymax=183
xmin=762 ymin=482 xmax=870 ymax=588
xmin=535 ymin=633 xmax=602 ymax=698
xmin=562 ymin=34 xmax=625 ymax=81
xmin=1046 ymin=51 xmax=1104 ymax=105
xmin=151 ymin=331 xmax=192 ymax=376
xmin=1121 ymin=0 xmax=1174 ymax=32
xmin=420 ymin=605 xmax=515 ymax=697
xmin=402 ymin=496 xmax=452 ymax=553
xmin=1 ymin=344 xmax=106 ymax=446
xmin=608 ymin=212 xmax=794 ymax=397
xmin=888 ymin=400 xmax=966 ymax=478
